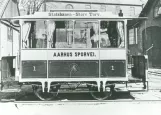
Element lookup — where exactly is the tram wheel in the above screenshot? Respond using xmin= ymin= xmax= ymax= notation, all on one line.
xmin=89 ymin=86 xmax=112 ymax=100
xmin=33 ymin=85 xmax=58 ymax=101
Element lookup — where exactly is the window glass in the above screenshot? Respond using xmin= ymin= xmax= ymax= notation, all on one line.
xmin=153 ymin=0 xmax=161 ymax=18
xmin=130 ymin=7 xmax=135 ymax=16
xmin=55 ymin=21 xmax=73 ymax=48
xmin=35 ymin=21 xmax=47 ymax=48
xmin=22 ymin=21 xmax=47 ymax=48
xmin=7 ymin=27 xmax=13 ymax=41
xmin=22 ymin=22 xmax=31 ymax=48
xmin=129 ymin=28 xmax=137 ymax=45
xmin=100 ymin=5 xmax=106 ymax=12
xmin=47 ymin=20 xmax=56 ymax=48
xmin=74 ymin=21 xmax=98 ymax=48
xmin=85 ymin=4 xmax=91 ymax=9
xmin=100 ymin=21 xmax=125 ymax=48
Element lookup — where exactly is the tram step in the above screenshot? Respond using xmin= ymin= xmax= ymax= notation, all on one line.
xmin=0 ymin=88 xmax=21 ymax=92
xmin=127 ymin=83 xmax=144 ymax=88
xmin=114 ymin=86 xmax=147 ymax=92
xmin=127 ymin=87 xmax=147 ymax=92
xmin=1 ymin=99 xmax=16 ymax=102
xmin=114 ymin=87 xmax=129 ymax=92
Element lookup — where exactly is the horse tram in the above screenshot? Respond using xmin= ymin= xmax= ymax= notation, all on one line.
xmin=1 ymin=10 xmax=148 ymax=100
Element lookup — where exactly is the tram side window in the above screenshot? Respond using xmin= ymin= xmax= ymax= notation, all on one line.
xmin=100 ymin=21 xmax=125 ymax=48
xmin=35 ymin=21 xmax=47 ymax=48
xmin=74 ymin=21 xmax=97 ymax=48
xmin=22 ymin=21 xmax=47 ymax=48
xmin=54 ymin=21 xmax=73 ymax=48
xmin=47 ymin=20 xmax=56 ymax=48
xmin=22 ymin=22 xmax=31 ymax=48
xmin=89 ymin=22 xmax=99 ymax=48
xmin=99 ymin=21 xmax=110 ymax=48
xmin=54 ymin=21 xmax=98 ymax=48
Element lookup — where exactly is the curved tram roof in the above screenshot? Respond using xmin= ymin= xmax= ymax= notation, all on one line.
xmin=0 ymin=11 xmax=147 ymax=26
xmin=8 ymin=11 xmax=147 ymax=19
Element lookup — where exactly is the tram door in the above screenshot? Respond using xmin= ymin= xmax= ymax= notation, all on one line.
xmin=142 ymin=26 xmax=161 ymax=67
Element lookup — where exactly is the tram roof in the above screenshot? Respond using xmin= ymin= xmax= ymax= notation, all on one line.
xmin=5 ymin=11 xmax=148 ymax=20
xmin=0 ymin=11 xmax=147 ymax=25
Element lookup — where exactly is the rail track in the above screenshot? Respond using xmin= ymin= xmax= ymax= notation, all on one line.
xmin=1 ymin=100 xmax=161 ymax=115
xmin=148 ymin=69 xmax=161 ymax=76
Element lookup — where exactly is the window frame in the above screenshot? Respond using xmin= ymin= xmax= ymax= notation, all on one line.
xmin=129 ymin=7 xmax=135 ymax=16
xmin=7 ymin=27 xmax=13 ymax=41
xmin=65 ymin=4 xmax=74 ymax=9
xmin=100 ymin=5 xmax=106 ymax=12
xmin=128 ymin=27 xmax=138 ymax=45
xmin=153 ymin=0 xmax=161 ymax=18
xmin=21 ymin=19 xmax=126 ymax=49
xmin=85 ymin=4 xmax=91 ymax=9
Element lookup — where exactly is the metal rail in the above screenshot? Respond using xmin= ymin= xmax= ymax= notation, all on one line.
xmin=148 ymin=71 xmax=161 ymax=76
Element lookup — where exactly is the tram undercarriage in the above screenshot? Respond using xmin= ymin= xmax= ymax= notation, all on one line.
xmin=30 ymin=81 xmax=115 ymax=100
xmin=29 ymin=79 xmax=148 ymax=100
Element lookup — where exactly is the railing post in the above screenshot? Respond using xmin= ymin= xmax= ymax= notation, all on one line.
xmin=146 ymin=44 xmax=153 ymax=68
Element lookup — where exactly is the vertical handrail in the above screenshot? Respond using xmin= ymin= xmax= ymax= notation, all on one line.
xmin=146 ymin=44 xmax=153 ymax=69
xmin=98 ymin=20 xmax=101 ymax=78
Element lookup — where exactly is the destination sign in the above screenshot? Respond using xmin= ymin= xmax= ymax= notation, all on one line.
xmin=48 ymin=12 xmax=101 ymax=17
xmin=33 ymin=12 xmax=116 ymax=18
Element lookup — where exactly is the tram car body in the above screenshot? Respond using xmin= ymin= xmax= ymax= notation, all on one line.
xmin=8 ymin=11 xmax=148 ymax=100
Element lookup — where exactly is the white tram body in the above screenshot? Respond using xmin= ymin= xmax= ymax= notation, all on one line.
xmin=9 ymin=11 xmax=148 ymax=100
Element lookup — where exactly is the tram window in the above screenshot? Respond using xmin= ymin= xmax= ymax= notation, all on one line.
xmin=100 ymin=21 xmax=110 ymax=48
xmin=35 ymin=21 xmax=47 ymax=48
xmin=100 ymin=21 xmax=125 ymax=48
xmin=54 ymin=21 xmax=99 ymax=48
xmin=54 ymin=21 xmax=73 ymax=48
xmin=22 ymin=22 xmax=31 ymax=48
xmin=47 ymin=20 xmax=56 ymax=48
xmin=74 ymin=21 xmax=97 ymax=48
xmin=22 ymin=21 xmax=48 ymax=48
xmin=56 ymin=21 xmax=65 ymax=28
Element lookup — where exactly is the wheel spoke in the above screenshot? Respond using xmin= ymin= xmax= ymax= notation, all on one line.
xmin=33 ymin=85 xmax=58 ymax=101
xmin=89 ymin=86 xmax=111 ymax=100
